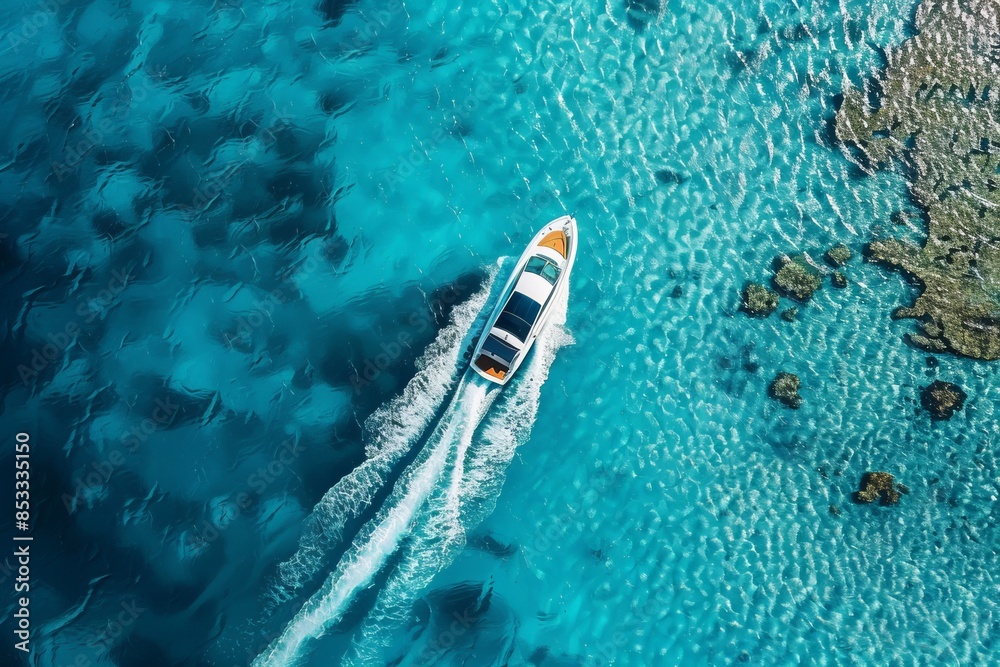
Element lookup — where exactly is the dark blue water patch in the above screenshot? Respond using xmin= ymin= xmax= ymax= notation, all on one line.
xmin=313 ymin=324 xmax=389 ymax=393
xmin=290 ymin=360 xmax=316 ymax=390
xmin=447 ymin=115 xmax=474 ymax=138
xmin=267 ymin=166 xmax=333 ymax=212
xmin=431 ymin=46 xmax=460 ymax=69
xmin=269 ymin=121 xmax=329 ymax=163
xmin=137 ymin=130 xmax=204 ymax=198
xmin=430 ymin=580 xmax=493 ymax=618
xmin=143 ymin=561 xmax=228 ymax=616
xmin=527 ymin=646 xmax=592 ymax=666
xmin=189 ymin=216 xmax=231 ymax=248
xmin=231 ymin=114 xmax=271 ymax=142
xmin=27 ymin=456 xmax=278 ymax=664
xmin=726 ymin=47 xmax=763 ymax=75
xmin=0 ymin=457 xmax=154 ymax=629
xmin=0 ymin=69 xmax=29 ymax=105
xmin=429 ymin=271 xmax=486 ymax=327
xmin=624 ymin=0 xmax=662 ymax=32
xmin=318 ymin=0 xmax=359 ymax=25
xmin=103 ymin=235 xmax=155 ymax=277
xmin=13 ymin=291 xmax=127 ymax=373
xmin=321 ymin=235 xmax=351 ymax=267
xmin=122 ymin=375 xmax=215 ymax=429
xmin=309 ymin=272 xmax=486 ymax=414
xmin=207 ymin=169 xmax=275 ymax=230
xmin=388 ymin=581 xmax=519 ymax=667
xmin=109 ymin=635 xmax=175 ymax=667
xmin=715 ymin=333 xmax=761 ymax=399
xmin=318 ymin=89 xmax=355 ymax=120
xmin=261 ymin=205 xmax=334 ymax=248
xmin=144 ymin=19 xmax=208 ymax=81
xmin=0 ymin=344 xmax=39 ymax=398
xmin=62 ymin=41 xmax=137 ymax=102
xmin=164 ymin=115 xmax=236 ymax=164
xmin=0 ymin=233 xmax=23 ymax=281
xmin=225 ymin=164 xmax=319 ymax=222
xmin=0 ymin=196 xmax=58 ymax=245
xmin=292 ymin=429 xmax=365 ymax=500
xmin=760 ymin=416 xmax=822 ymax=464
xmin=7 ymin=131 xmax=51 ymax=174
xmin=654 ymin=169 xmax=689 ymax=186
xmin=777 ymin=22 xmax=817 ymax=43
xmin=184 ymin=90 xmax=211 ymax=115
xmin=469 ymin=531 xmax=518 ymax=558
xmin=91 ymin=209 xmax=131 ymax=241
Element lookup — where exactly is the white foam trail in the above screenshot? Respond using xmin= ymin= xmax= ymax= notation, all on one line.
xmin=343 ymin=290 xmax=573 ymax=666
xmin=463 ymin=288 xmax=572 ymax=518
xmin=256 ymin=273 xmax=572 ymax=667
xmin=253 ymin=378 xmax=498 ymax=667
xmin=265 ymin=272 xmax=497 ymax=607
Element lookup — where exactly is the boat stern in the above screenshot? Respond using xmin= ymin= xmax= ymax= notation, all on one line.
xmin=471 ymin=352 xmax=511 ymax=385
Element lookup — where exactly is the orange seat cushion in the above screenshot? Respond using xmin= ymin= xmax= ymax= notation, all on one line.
xmin=538 ymin=230 xmax=568 ymax=258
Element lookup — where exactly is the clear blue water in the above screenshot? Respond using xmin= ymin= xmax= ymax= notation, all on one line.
xmin=1 ymin=0 xmax=998 ymax=665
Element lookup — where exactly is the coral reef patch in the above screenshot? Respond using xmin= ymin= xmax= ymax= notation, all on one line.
xmin=769 ymin=372 xmax=802 ymax=409
xmin=854 ymin=472 xmax=908 ymax=505
xmin=824 ymin=244 xmax=853 ymax=267
xmin=741 ymin=283 xmax=779 ymax=317
xmin=773 ymin=254 xmax=823 ymax=302
xmin=836 ymin=0 xmax=1000 ymax=360
xmin=920 ymin=380 xmax=968 ymax=420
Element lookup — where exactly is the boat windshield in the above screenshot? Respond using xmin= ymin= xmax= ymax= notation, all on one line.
xmin=525 ymin=256 xmax=561 ymax=285
xmin=481 ymin=334 xmax=518 ymax=364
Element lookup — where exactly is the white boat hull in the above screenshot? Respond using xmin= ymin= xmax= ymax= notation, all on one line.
xmin=470 ymin=216 xmax=578 ymax=385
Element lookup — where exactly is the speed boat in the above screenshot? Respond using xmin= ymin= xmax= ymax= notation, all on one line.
xmin=470 ymin=215 xmax=578 ymax=385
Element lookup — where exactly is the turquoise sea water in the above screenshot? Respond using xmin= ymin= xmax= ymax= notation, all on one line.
xmin=0 ymin=0 xmax=998 ymax=665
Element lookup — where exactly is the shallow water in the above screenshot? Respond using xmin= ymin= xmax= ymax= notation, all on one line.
xmin=0 ymin=0 xmax=997 ymax=665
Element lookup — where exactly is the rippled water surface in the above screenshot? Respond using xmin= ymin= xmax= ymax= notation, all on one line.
xmin=1 ymin=0 xmax=997 ymax=665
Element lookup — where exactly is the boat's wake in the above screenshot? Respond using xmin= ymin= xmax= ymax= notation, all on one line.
xmin=264 ymin=271 xmax=498 ymax=610
xmin=253 ymin=281 xmax=571 ymax=667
